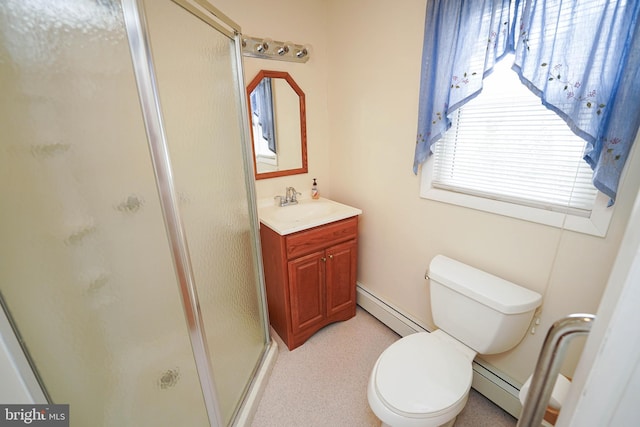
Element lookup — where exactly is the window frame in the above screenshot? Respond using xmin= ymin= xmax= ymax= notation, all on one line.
xmin=420 ymin=156 xmax=613 ymax=236
xmin=418 ymin=53 xmax=614 ymax=237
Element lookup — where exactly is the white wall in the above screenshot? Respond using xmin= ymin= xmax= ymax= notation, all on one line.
xmin=218 ymin=0 xmax=640 ymax=384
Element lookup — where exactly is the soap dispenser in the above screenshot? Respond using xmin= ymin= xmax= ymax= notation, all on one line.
xmin=311 ymin=178 xmax=319 ymax=199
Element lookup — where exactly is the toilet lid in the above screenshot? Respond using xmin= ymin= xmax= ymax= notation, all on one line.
xmin=374 ymin=332 xmax=472 ymax=418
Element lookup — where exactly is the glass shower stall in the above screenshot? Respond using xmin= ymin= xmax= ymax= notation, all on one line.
xmin=0 ymin=0 xmax=271 ymax=425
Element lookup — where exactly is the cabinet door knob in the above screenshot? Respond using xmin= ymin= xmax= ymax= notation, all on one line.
xmin=321 ymin=257 xmax=326 ymax=262
xmin=328 ymin=254 xmax=334 ymax=259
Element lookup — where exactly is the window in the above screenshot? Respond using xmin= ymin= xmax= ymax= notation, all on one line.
xmin=420 ymin=56 xmax=613 ymax=236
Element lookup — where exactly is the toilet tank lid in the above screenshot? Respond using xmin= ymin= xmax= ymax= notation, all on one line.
xmin=429 ymin=255 xmax=542 ymax=314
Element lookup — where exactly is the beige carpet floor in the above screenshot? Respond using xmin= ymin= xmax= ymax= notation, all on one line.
xmin=251 ymin=307 xmax=517 ymax=427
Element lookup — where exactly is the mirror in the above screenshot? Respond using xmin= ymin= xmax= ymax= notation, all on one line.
xmin=247 ymin=70 xmax=307 ymax=179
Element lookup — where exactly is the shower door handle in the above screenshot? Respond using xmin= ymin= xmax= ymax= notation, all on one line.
xmin=517 ymin=313 xmax=595 ymax=427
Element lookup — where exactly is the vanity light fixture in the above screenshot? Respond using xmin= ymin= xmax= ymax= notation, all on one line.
xmin=242 ymin=36 xmax=310 ymax=63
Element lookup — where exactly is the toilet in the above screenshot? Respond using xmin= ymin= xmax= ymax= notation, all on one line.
xmin=368 ymin=255 xmax=542 ymax=427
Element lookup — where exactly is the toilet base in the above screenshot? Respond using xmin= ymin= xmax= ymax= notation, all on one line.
xmin=380 ymin=416 xmax=456 ymax=427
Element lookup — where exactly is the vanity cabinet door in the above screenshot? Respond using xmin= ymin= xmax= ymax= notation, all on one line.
xmin=259 ymin=216 xmax=359 ymax=350
xmin=288 ymin=250 xmax=325 ymax=334
xmin=325 ymin=240 xmax=357 ymax=318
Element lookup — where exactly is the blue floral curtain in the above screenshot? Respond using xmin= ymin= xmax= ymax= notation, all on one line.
xmin=414 ymin=0 xmax=640 ymax=204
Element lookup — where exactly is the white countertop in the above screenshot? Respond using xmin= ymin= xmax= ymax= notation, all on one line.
xmin=257 ymin=197 xmax=362 ymax=235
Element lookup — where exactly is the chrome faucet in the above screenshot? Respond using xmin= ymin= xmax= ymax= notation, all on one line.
xmin=275 ymin=187 xmax=301 ymax=207
xmin=286 ymin=187 xmax=301 ymax=203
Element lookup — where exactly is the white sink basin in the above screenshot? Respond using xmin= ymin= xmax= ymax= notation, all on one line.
xmin=258 ymin=197 xmax=362 ymax=235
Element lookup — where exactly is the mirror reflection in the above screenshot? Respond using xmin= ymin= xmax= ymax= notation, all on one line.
xmin=247 ymin=70 xmax=307 ymax=179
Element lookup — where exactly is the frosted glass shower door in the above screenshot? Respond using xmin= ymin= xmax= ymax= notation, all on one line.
xmin=0 ymin=1 xmax=211 ymax=424
xmin=141 ymin=1 xmax=268 ymax=424
xmin=0 ymin=1 xmax=267 ymax=426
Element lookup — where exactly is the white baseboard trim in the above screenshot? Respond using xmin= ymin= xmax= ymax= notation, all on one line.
xmin=356 ymin=283 xmax=523 ymax=419
xmin=232 ymin=339 xmax=278 ymax=427
xmin=472 ymin=358 xmax=522 ymax=418
xmin=356 ymin=283 xmax=430 ymax=336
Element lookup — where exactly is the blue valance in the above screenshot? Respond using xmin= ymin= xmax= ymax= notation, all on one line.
xmin=414 ymin=0 xmax=640 ymax=204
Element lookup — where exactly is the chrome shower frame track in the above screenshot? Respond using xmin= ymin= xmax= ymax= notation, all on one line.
xmin=517 ymin=313 xmax=596 ymax=427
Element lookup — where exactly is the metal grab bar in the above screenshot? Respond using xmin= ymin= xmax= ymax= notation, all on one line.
xmin=517 ymin=313 xmax=596 ymax=427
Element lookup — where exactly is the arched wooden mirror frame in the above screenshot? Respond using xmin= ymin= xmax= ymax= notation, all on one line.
xmin=246 ymin=70 xmax=308 ymax=179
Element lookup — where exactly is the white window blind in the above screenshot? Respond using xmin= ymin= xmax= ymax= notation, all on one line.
xmin=432 ymin=58 xmax=598 ymax=217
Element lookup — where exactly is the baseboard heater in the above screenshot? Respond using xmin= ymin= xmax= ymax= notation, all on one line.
xmin=356 ymin=283 xmax=523 ymax=419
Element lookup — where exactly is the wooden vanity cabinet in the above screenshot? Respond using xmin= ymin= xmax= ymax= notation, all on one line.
xmin=259 ymin=216 xmax=358 ymax=350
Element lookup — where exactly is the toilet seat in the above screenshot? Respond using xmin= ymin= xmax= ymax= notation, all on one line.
xmin=372 ymin=332 xmax=474 ymax=420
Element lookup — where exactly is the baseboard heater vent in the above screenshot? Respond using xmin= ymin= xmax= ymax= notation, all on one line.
xmin=356 ymin=283 xmax=523 ymax=418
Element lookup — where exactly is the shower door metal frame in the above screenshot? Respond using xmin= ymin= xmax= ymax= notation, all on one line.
xmin=121 ymin=1 xmax=270 ymax=426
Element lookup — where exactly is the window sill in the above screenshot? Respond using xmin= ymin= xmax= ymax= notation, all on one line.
xmin=420 ymin=158 xmax=613 ymax=237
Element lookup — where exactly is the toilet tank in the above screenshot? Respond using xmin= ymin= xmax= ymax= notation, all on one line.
xmin=428 ymin=255 xmax=542 ymax=355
